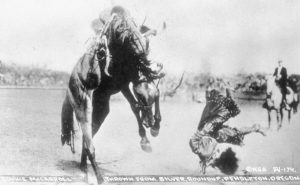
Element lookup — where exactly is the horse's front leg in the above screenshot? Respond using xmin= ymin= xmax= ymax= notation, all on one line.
xmin=268 ymin=110 xmax=271 ymax=129
xmin=121 ymin=87 xmax=151 ymax=152
xmin=75 ymin=95 xmax=103 ymax=184
xmin=277 ymin=109 xmax=283 ymax=131
xmin=151 ymin=91 xmax=161 ymax=137
xmin=288 ymin=110 xmax=291 ymax=123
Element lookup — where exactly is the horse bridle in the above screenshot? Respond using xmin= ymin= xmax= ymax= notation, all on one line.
xmin=86 ymin=14 xmax=121 ymax=78
xmin=136 ymin=100 xmax=153 ymax=111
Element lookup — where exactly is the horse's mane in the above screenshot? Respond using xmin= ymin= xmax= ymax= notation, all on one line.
xmin=108 ymin=15 xmax=149 ymax=59
xmin=106 ymin=14 xmax=156 ymax=80
xmin=100 ymin=6 xmax=141 ymax=49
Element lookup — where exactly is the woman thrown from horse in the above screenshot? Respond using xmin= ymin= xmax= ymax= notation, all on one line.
xmin=189 ymin=89 xmax=266 ymax=175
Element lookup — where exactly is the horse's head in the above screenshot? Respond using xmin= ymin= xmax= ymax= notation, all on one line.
xmin=133 ymin=82 xmax=159 ymax=128
xmin=266 ymin=75 xmax=276 ymax=96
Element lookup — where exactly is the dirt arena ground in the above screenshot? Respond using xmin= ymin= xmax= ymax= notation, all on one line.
xmin=0 ymin=89 xmax=299 ymax=185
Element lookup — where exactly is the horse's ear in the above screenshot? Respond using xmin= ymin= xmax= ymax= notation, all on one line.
xmin=141 ymin=21 xmax=166 ymax=37
xmin=140 ymin=25 xmax=151 ymax=34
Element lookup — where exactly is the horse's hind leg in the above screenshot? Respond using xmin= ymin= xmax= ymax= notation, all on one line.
xmin=75 ymin=96 xmax=103 ymax=184
xmin=277 ymin=109 xmax=283 ymax=131
xmin=151 ymin=92 xmax=161 ymax=137
xmin=92 ymin=92 xmax=110 ymax=136
xmin=268 ymin=110 xmax=271 ymax=129
xmin=80 ymin=139 xmax=87 ymax=172
xmin=61 ymin=95 xmax=74 ymax=146
xmin=288 ymin=110 xmax=291 ymax=123
xmin=80 ymin=92 xmax=110 ymax=173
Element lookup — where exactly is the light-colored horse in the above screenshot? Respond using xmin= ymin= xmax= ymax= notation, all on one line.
xmin=265 ymin=75 xmax=297 ymax=130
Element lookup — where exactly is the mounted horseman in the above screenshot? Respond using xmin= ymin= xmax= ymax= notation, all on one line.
xmin=61 ymin=6 xmax=165 ymax=184
xmin=273 ymin=60 xmax=290 ymax=110
xmin=263 ymin=60 xmax=298 ymax=129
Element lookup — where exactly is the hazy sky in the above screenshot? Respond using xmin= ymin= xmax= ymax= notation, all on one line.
xmin=0 ymin=0 xmax=300 ymax=75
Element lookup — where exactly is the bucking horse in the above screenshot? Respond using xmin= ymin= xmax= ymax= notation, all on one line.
xmin=61 ymin=7 xmax=164 ymax=184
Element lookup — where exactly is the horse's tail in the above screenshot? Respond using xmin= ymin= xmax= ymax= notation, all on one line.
xmin=291 ymin=92 xmax=299 ymax=113
xmin=61 ymin=93 xmax=74 ymax=148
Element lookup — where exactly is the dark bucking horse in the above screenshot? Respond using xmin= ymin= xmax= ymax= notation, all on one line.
xmin=61 ymin=7 xmax=164 ymax=184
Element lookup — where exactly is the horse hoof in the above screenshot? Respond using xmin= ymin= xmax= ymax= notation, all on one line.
xmin=150 ymin=128 xmax=159 ymax=137
xmin=61 ymin=135 xmax=67 ymax=145
xmin=140 ymin=139 xmax=152 ymax=153
xmin=96 ymin=175 xmax=104 ymax=184
xmin=277 ymin=126 xmax=282 ymax=131
xmin=80 ymin=163 xmax=87 ymax=173
xmin=141 ymin=143 xmax=152 ymax=153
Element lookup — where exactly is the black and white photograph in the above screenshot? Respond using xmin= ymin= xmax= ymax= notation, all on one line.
xmin=0 ymin=0 xmax=300 ymax=184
